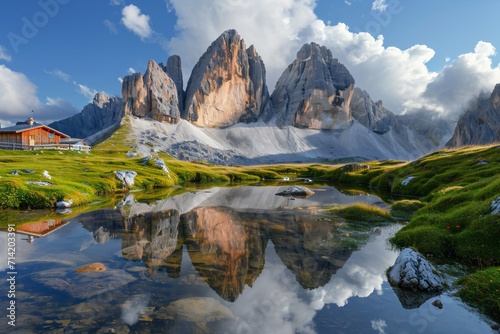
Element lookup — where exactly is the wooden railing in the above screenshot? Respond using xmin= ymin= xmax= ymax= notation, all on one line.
xmin=0 ymin=142 xmax=91 ymax=153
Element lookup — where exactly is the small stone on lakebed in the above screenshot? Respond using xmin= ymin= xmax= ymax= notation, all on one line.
xmin=75 ymin=262 xmax=107 ymax=273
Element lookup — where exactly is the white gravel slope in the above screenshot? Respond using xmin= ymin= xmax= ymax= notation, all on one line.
xmin=127 ymin=117 xmax=436 ymax=164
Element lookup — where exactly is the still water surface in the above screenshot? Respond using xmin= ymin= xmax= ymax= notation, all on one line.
xmin=0 ymin=186 xmax=495 ymax=333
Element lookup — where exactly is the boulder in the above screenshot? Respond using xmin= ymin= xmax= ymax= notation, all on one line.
xmin=183 ymin=29 xmax=270 ymax=127
xmin=275 ymin=186 xmax=315 ymax=197
xmin=271 ymin=42 xmax=355 ymax=129
xmin=388 ymin=248 xmax=445 ymax=292
xmin=55 ymin=199 xmax=73 ymax=208
xmin=115 ymin=170 xmax=137 ymax=187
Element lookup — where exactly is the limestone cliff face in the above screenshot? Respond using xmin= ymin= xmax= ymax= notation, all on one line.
xmin=122 ymin=58 xmax=182 ymax=123
xmin=271 ymin=42 xmax=355 ymax=129
xmin=49 ymin=92 xmax=123 ymax=140
xmin=446 ymin=84 xmax=500 ymax=147
xmin=350 ymin=87 xmax=398 ymax=133
xmin=183 ymin=29 xmax=271 ymax=128
xmin=164 ymin=55 xmax=184 ymax=112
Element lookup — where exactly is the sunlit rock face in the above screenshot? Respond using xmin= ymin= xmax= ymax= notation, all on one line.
xmin=122 ymin=57 xmax=182 ymax=123
xmin=446 ymin=83 xmax=500 ymax=147
xmin=183 ymin=29 xmax=271 ymax=128
xmin=268 ymin=210 xmax=353 ymax=289
xmin=182 ymin=207 xmax=266 ymax=301
xmin=271 ymin=42 xmax=355 ymax=130
xmin=121 ymin=210 xmax=180 ymax=268
xmin=350 ymin=87 xmax=399 ymax=134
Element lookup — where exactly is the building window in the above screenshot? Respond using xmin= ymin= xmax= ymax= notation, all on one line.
xmin=49 ymin=133 xmax=54 ymax=139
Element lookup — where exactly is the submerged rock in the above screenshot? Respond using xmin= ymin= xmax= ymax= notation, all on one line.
xmin=157 ymin=297 xmax=233 ymax=330
xmin=32 ymin=268 xmax=136 ymax=299
xmin=388 ymin=248 xmax=445 ymax=292
xmin=75 ymin=262 xmax=107 ymax=273
xmin=432 ymin=299 xmax=444 ymax=309
xmin=275 ymin=186 xmax=315 ymax=197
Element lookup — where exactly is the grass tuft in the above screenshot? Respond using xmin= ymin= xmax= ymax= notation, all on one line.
xmin=329 ymin=203 xmax=394 ymax=223
xmin=457 ymin=267 xmax=500 ymax=322
xmin=390 ymin=200 xmax=426 ymax=220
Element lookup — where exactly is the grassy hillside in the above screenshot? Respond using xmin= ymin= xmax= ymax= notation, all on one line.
xmin=323 ymin=145 xmax=500 ymax=266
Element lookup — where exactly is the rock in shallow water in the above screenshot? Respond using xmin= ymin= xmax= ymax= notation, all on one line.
xmin=157 ymin=297 xmax=233 ymax=325
xmin=32 ymin=268 xmax=136 ymax=299
xmin=75 ymin=262 xmax=107 ymax=273
xmin=275 ymin=186 xmax=315 ymax=197
xmin=388 ymin=248 xmax=445 ymax=292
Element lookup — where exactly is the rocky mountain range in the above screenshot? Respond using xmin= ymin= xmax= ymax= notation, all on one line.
xmin=446 ymin=84 xmax=500 ymax=147
xmin=50 ymin=29 xmax=477 ymax=163
xmin=49 ymin=92 xmax=123 ymax=141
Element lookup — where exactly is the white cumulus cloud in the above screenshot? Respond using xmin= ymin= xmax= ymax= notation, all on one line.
xmin=0 ymin=65 xmax=39 ymax=119
xmin=0 ymin=45 xmax=12 ymax=62
xmin=121 ymin=4 xmax=153 ymax=40
xmin=420 ymin=41 xmax=500 ymax=117
xmin=0 ymin=65 xmax=78 ymax=126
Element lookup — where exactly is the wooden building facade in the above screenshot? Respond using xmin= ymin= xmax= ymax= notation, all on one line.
xmin=0 ymin=118 xmax=71 ymax=150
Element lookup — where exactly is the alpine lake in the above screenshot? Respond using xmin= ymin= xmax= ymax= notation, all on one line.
xmin=0 ymin=183 xmax=496 ymax=333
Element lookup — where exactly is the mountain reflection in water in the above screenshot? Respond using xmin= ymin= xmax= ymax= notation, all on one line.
xmin=1 ymin=186 xmax=495 ymax=333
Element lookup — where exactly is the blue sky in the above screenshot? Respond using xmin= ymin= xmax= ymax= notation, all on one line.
xmin=1 ymin=0 xmax=500 ymax=126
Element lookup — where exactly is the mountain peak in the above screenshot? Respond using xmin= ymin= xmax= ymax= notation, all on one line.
xmin=271 ymin=42 xmax=355 ymax=129
xmin=183 ymin=29 xmax=270 ymax=128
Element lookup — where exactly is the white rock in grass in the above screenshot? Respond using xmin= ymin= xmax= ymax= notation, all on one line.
xmin=401 ymin=176 xmax=415 ymax=186
xmin=115 ymin=170 xmax=137 ymax=187
xmin=492 ymin=196 xmax=500 ymax=215
xmin=56 ymin=199 xmax=73 ymax=208
xmin=43 ymin=170 xmax=52 ymax=179
xmin=388 ymin=248 xmax=444 ymax=292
